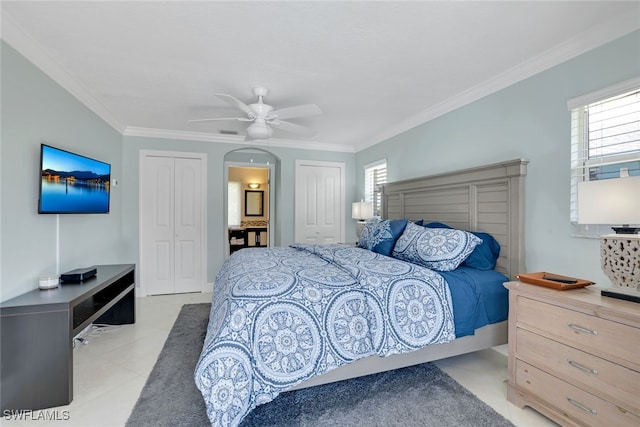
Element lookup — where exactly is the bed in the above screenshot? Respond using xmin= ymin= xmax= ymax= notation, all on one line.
xmin=195 ymin=159 xmax=528 ymax=427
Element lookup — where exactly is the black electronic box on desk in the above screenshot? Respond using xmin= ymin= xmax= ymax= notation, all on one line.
xmin=60 ymin=267 xmax=97 ymax=283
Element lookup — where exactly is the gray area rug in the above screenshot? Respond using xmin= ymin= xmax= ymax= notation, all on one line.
xmin=127 ymin=303 xmax=514 ymax=427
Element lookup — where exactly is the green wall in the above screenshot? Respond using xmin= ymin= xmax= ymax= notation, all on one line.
xmin=1 ymin=42 xmax=125 ymax=301
xmin=4 ymin=29 xmax=638 ymax=300
xmin=0 ymin=41 xmax=356 ymax=300
xmin=356 ymin=30 xmax=640 ymax=286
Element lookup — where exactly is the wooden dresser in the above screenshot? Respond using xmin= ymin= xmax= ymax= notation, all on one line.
xmin=504 ymin=281 xmax=640 ymax=427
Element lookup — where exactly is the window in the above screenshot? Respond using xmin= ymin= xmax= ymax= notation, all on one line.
xmin=228 ymin=181 xmax=241 ymax=226
xmin=569 ymin=78 xmax=640 ymax=236
xmin=364 ymin=160 xmax=387 ymax=217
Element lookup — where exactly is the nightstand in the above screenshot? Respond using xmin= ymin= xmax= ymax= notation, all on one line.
xmin=504 ymin=281 xmax=640 ymax=426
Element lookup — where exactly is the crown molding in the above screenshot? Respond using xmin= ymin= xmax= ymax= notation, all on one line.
xmin=354 ymin=11 xmax=640 ymax=152
xmin=123 ymin=127 xmax=356 ymax=153
xmin=4 ymin=6 xmax=637 ymax=155
xmin=2 ymin=9 xmax=354 ymax=154
xmin=1 ymin=11 xmax=127 ymax=134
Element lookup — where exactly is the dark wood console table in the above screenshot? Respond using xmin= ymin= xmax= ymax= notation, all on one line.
xmin=0 ymin=264 xmax=135 ymax=411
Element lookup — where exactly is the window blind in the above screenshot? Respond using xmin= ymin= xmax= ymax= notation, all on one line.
xmin=364 ymin=160 xmax=387 ymax=217
xmin=569 ymin=83 xmax=640 ymax=236
xmin=228 ymin=181 xmax=241 ymax=226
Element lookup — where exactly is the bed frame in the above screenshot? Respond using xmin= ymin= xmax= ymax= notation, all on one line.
xmin=292 ymin=158 xmax=528 ymax=390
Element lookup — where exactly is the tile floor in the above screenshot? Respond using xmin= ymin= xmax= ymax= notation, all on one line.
xmin=3 ymin=292 xmax=557 ymax=427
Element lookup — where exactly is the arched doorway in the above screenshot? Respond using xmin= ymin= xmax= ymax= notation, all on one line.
xmin=223 ymin=148 xmax=279 ymax=257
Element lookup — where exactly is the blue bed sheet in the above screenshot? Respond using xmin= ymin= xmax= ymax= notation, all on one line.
xmin=438 ymin=266 xmax=509 ymax=338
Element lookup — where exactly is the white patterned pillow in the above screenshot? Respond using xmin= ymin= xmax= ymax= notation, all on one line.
xmin=357 ymin=219 xmax=408 ymax=256
xmin=392 ymin=222 xmax=482 ymax=271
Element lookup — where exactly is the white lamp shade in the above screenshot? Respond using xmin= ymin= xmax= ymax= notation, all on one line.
xmin=577 ymin=176 xmax=640 ymax=225
xmin=352 ymin=201 xmax=373 ymax=220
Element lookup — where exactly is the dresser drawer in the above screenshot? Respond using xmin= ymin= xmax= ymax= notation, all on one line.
xmin=516 ymin=328 xmax=640 ymax=415
xmin=516 ymin=296 xmax=640 ymax=370
xmin=516 ymin=360 xmax=640 ymax=427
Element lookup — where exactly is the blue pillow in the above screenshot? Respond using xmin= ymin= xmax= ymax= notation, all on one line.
xmin=358 ymin=219 xmax=408 ymax=256
xmin=464 ymin=231 xmax=500 ymax=270
xmin=424 ymin=222 xmax=450 ymax=229
xmin=392 ymin=222 xmax=482 ymax=271
xmin=424 ymin=222 xmax=500 ymax=270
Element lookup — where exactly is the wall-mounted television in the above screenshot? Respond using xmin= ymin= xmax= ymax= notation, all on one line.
xmin=38 ymin=144 xmax=111 ymax=214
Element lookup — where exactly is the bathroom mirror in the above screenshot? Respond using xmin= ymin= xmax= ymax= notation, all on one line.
xmin=245 ymin=190 xmax=264 ymax=216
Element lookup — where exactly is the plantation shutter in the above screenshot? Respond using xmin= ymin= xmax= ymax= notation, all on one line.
xmin=364 ymin=160 xmax=387 ymax=218
xmin=228 ymin=181 xmax=241 ymax=226
xmin=569 ymin=77 xmax=640 ymax=236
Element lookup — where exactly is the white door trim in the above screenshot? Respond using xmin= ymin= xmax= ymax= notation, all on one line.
xmin=294 ymin=159 xmax=346 ymax=243
xmin=138 ymin=149 xmax=208 ymax=297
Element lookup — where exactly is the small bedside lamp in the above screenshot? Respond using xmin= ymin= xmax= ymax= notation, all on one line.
xmin=578 ymin=176 xmax=640 ymax=302
xmin=352 ymin=200 xmax=373 ymax=239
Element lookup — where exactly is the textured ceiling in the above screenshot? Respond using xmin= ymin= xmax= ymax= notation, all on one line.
xmin=2 ymin=1 xmax=639 ymax=152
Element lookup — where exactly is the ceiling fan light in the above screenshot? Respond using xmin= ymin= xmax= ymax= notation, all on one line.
xmin=192 ymin=86 xmax=320 ymax=139
xmin=247 ymin=122 xmax=273 ymax=140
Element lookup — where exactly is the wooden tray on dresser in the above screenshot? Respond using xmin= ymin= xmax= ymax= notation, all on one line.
xmin=516 ymin=272 xmax=594 ymax=290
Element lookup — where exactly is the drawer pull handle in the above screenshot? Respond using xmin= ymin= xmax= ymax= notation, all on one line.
xmin=567 ymin=323 xmax=598 ymax=335
xmin=567 ymin=360 xmax=598 ymax=375
xmin=567 ymin=397 xmax=597 ymax=415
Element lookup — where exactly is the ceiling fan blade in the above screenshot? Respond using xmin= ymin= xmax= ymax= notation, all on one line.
xmin=269 ymin=119 xmax=316 ymax=136
xmin=188 ymin=117 xmax=252 ymax=123
xmin=269 ymin=104 xmax=322 ymax=120
xmin=213 ymin=93 xmax=255 ymax=117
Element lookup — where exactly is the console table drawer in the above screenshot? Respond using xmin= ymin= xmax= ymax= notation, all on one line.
xmin=516 ymin=328 xmax=640 ymax=414
xmin=516 ymin=360 xmax=640 ymax=426
xmin=516 ymin=296 xmax=640 ymax=367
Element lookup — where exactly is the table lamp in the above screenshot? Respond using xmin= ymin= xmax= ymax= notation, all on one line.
xmin=578 ymin=176 xmax=640 ymax=302
xmin=352 ymin=201 xmax=373 ymax=240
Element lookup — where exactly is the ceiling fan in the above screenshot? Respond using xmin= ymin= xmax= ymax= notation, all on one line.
xmin=189 ymin=86 xmax=322 ymax=140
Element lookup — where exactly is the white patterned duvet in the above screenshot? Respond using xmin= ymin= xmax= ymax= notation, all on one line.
xmin=194 ymin=244 xmax=455 ymax=426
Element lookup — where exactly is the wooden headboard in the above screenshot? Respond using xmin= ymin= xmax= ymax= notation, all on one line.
xmin=382 ymin=159 xmax=528 ymax=279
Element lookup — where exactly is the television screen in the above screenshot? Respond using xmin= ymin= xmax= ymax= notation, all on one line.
xmin=38 ymin=144 xmax=111 ymax=214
